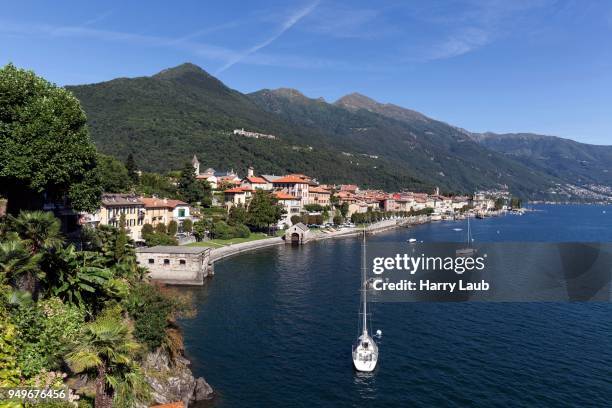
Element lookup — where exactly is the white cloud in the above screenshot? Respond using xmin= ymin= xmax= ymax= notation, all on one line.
xmin=426 ymin=27 xmax=491 ymax=60
xmin=215 ymin=0 xmax=320 ymax=74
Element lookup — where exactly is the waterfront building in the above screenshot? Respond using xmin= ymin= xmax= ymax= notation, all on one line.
xmin=274 ymin=191 xmax=302 ymax=227
xmin=285 ymin=222 xmax=310 ymax=244
xmin=140 ymin=197 xmax=191 ymax=227
xmin=81 ymin=193 xmax=145 ymax=241
xmin=308 ymin=186 xmax=331 ymax=207
xmin=272 ymin=175 xmax=310 ymax=203
xmin=348 ymin=201 xmax=369 ymax=216
xmin=136 ymin=246 xmax=212 ymax=285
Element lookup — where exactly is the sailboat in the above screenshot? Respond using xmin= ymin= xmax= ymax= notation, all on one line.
xmin=456 ymin=213 xmax=476 ymax=257
xmin=352 ymin=229 xmax=379 ymax=372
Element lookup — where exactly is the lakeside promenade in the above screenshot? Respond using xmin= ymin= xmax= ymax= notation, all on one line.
xmin=208 ymin=216 xmax=429 ymax=265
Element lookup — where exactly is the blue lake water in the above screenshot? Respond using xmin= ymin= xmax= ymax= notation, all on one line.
xmin=181 ymin=205 xmax=612 ymax=407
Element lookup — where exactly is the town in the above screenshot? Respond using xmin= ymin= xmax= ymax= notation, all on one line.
xmin=69 ymin=154 xmax=519 ymax=245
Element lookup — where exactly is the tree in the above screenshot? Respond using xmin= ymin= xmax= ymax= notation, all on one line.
xmin=125 ymin=153 xmax=139 ymax=185
xmin=136 ymin=173 xmax=178 ymax=198
xmin=192 ymin=220 xmax=208 ymax=241
xmin=141 ymin=223 xmax=154 ymax=236
xmin=290 ymin=215 xmax=301 ymax=225
xmin=0 ymin=239 xmax=42 ymax=289
xmin=8 ymin=211 xmax=63 ymax=254
xmin=143 ymin=232 xmax=177 ymax=247
xmin=333 ymin=215 xmax=343 ymax=225
xmin=228 ymin=206 xmax=248 ymax=226
xmin=45 ymin=246 xmax=113 ymax=309
xmin=182 ymin=219 xmax=193 ymax=233
xmin=97 ymin=154 xmax=131 ymax=193
xmin=66 ymin=307 xmax=149 ymax=408
xmin=177 ymin=162 xmax=211 ymax=205
xmin=154 ymin=223 xmax=167 ymax=234
xmin=167 ymin=220 xmax=178 ymax=236
xmin=246 ymin=191 xmax=283 ymax=232
xmin=303 ymin=204 xmax=323 ymax=212
xmin=6 ymin=211 xmax=63 ymax=294
xmin=510 ymin=197 xmax=522 ymax=209
xmin=339 ymin=202 xmax=349 ymax=218
xmin=0 ymin=63 xmax=101 ymax=213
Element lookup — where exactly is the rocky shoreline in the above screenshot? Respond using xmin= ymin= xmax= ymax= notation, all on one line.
xmin=141 ymin=349 xmax=214 ymax=407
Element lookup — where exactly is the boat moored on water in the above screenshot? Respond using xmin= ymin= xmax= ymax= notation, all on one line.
xmin=352 ymin=229 xmax=379 ymax=372
xmin=353 ymin=332 xmax=379 ymax=372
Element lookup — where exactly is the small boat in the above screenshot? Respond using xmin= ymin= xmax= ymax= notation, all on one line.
xmin=456 ymin=215 xmax=476 ymax=258
xmin=408 ymin=238 xmax=417 ymax=243
xmin=453 ymin=228 xmax=463 ymax=232
xmin=353 ymin=229 xmax=379 ymax=372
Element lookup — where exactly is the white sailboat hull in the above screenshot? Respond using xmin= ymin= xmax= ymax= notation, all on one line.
xmin=352 ymin=334 xmax=378 ymax=372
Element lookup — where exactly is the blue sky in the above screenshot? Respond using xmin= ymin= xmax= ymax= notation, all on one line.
xmin=2 ymin=0 xmax=612 ymax=144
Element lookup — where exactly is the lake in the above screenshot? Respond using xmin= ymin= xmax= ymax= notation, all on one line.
xmin=181 ymin=205 xmax=612 ymax=407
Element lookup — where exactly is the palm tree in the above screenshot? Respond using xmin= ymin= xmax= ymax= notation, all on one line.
xmin=47 ymin=245 xmax=112 ymax=308
xmin=0 ymin=239 xmax=42 ymax=288
xmin=8 ymin=211 xmax=63 ymax=253
xmin=66 ymin=308 xmax=149 ymax=408
xmin=7 ymin=211 xmax=63 ymax=294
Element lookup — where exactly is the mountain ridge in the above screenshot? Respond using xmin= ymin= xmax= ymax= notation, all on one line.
xmin=65 ymin=62 xmax=611 ymax=200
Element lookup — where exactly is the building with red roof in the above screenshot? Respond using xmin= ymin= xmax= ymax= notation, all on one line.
xmin=241 ymin=167 xmax=273 ymax=191
xmin=140 ymin=197 xmax=191 ymax=227
xmin=274 ymin=190 xmax=302 ymax=227
xmin=272 ymin=175 xmax=310 ymax=203
xmin=223 ymin=186 xmax=254 ymax=208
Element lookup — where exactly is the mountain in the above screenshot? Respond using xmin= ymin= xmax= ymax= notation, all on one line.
xmin=248 ymin=88 xmax=559 ymax=197
xmin=66 ymin=62 xmax=606 ymax=199
xmin=335 ymin=92 xmax=430 ymax=123
xmin=67 ymin=64 xmax=428 ymax=192
xmin=471 ymin=132 xmax=612 ymax=188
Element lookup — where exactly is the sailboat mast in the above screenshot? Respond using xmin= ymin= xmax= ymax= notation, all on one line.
xmin=362 ymin=227 xmax=368 ymax=335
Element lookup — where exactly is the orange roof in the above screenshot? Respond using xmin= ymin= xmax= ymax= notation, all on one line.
xmin=272 ymin=175 xmax=310 ymax=184
xmin=336 ymin=191 xmax=355 ymax=198
xmin=309 ymin=186 xmax=331 ymax=194
xmin=274 ymin=191 xmax=298 ymax=200
xmin=140 ymin=197 xmax=188 ymax=209
xmin=150 ymin=403 xmax=184 ymax=408
xmin=224 ymin=186 xmax=252 ymax=193
xmin=244 ymin=176 xmax=267 ymax=184
xmin=340 ymin=184 xmax=358 ymax=191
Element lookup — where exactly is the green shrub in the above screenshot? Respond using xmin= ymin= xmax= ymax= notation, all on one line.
xmin=234 ymin=224 xmax=250 ymax=238
xmin=167 ymin=220 xmax=178 ymax=236
xmin=10 ymin=297 xmax=85 ymax=378
xmin=124 ymin=283 xmax=174 ymax=350
xmin=0 ymin=313 xmax=21 ymax=386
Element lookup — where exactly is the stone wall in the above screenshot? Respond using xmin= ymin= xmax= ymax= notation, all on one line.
xmin=136 ymin=247 xmax=211 ymax=285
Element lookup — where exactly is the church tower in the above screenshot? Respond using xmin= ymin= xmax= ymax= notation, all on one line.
xmin=192 ymin=155 xmax=200 ymax=176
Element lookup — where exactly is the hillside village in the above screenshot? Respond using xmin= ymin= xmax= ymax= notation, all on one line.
xmin=74 ymin=154 xmax=512 ymax=243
